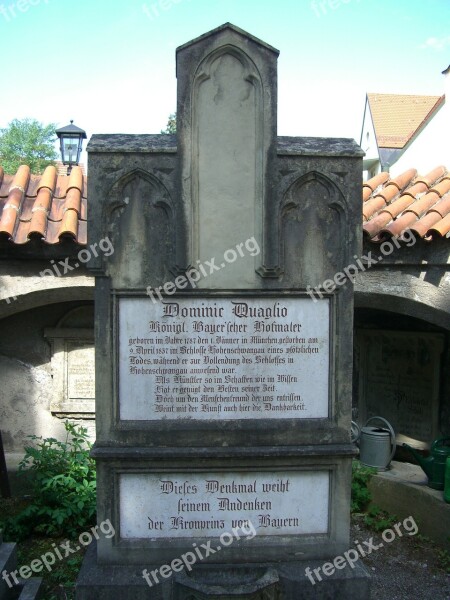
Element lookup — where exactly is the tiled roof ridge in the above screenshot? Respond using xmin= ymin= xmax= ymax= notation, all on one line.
xmin=0 ymin=165 xmax=86 ymax=245
xmin=0 ymin=165 xmax=86 ymax=200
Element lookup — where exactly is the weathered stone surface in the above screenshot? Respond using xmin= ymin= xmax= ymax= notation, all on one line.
xmin=0 ymin=261 xmax=93 ymax=320
xmin=355 ymin=268 xmax=450 ymax=330
xmin=76 ymin=542 xmax=370 ymax=600
xmin=87 ymin=134 xmax=177 ymax=153
xmin=356 ymin=330 xmax=444 ymax=444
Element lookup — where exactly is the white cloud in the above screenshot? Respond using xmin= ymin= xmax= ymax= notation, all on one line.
xmin=420 ymin=36 xmax=450 ymax=50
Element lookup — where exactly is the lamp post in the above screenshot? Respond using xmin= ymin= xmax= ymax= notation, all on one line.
xmin=55 ymin=120 xmax=87 ymax=175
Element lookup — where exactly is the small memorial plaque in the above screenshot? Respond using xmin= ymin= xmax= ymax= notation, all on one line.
xmin=119 ymin=470 xmax=329 ymax=539
xmin=44 ymin=327 xmax=95 ymax=416
xmin=119 ymin=296 xmax=330 ymax=420
xmin=68 ymin=343 xmax=95 ymax=400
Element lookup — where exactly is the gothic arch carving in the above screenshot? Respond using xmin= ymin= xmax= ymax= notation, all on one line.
xmin=279 ymin=171 xmax=349 ymax=284
xmin=190 ymin=45 xmax=264 ymax=268
xmin=103 ymin=169 xmax=177 ymax=286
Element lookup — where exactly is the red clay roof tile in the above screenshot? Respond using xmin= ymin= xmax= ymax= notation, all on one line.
xmin=382 ymin=194 xmax=415 ymax=219
xmin=428 ymin=193 xmax=450 ymax=218
xmin=362 ymin=212 xmax=393 ymax=237
xmin=36 ymin=165 xmax=57 ymax=193
xmin=363 ymin=196 xmax=388 ymax=221
xmin=29 ymin=187 xmax=52 ymax=237
xmin=67 ymin=167 xmax=84 ymax=194
xmin=0 ymin=165 xmax=30 ymax=236
xmin=415 ymin=166 xmax=447 ymax=187
xmin=409 ymin=212 xmax=443 ymax=238
xmin=387 ymin=168 xmax=417 ymax=191
xmin=60 ymin=209 xmax=79 ymax=239
xmin=364 ymin=172 xmax=390 ymax=193
xmin=403 ymin=190 xmax=441 ymax=218
xmin=401 ymin=181 xmax=428 ymax=199
xmin=64 ymin=187 xmax=82 ymax=215
xmin=427 ymin=213 xmax=450 ymax=238
xmin=430 ymin=179 xmax=450 ymax=198
xmin=382 ymin=211 xmax=419 ymax=238
xmin=374 ymin=185 xmax=400 ymax=204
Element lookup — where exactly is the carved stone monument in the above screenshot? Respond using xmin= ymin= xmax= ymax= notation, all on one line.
xmin=76 ymin=23 xmax=370 ymax=599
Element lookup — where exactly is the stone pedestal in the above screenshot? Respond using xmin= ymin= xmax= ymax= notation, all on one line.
xmin=77 ymin=541 xmax=370 ymax=599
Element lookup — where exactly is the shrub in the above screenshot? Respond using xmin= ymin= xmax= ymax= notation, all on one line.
xmin=351 ymin=460 xmax=376 ymax=513
xmin=0 ymin=421 xmax=96 ymax=540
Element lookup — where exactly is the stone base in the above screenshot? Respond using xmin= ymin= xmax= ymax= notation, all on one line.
xmin=75 ymin=542 xmax=371 ymax=599
xmin=0 ymin=539 xmax=43 ymax=600
xmin=368 ymin=460 xmax=450 ymax=549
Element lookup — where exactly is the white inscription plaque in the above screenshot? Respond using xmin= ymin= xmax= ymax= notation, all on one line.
xmin=68 ymin=344 xmax=95 ymax=400
xmin=119 ymin=297 xmax=330 ymax=420
xmin=120 ymin=471 xmax=329 ymax=539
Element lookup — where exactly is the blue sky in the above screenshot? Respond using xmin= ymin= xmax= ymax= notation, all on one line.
xmin=0 ymin=0 xmax=449 ymax=162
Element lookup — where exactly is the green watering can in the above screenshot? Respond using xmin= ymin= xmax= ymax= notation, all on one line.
xmin=402 ymin=437 xmax=450 ymax=491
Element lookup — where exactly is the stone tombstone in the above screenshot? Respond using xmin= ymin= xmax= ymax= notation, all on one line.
xmin=44 ymin=306 xmax=95 ymax=417
xmin=356 ymin=330 xmax=445 ymax=447
xmin=78 ymin=24 xmax=369 ymax=599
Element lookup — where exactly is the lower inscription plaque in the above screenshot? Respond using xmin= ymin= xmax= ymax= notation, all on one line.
xmin=119 ymin=471 xmax=330 ymax=539
xmin=119 ymin=296 xmax=330 ymax=420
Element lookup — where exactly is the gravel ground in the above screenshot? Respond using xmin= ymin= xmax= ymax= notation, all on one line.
xmin=351 ymin=514 xmax=450 ymax=599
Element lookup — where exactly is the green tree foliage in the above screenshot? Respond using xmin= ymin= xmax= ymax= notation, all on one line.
xmin=161 ymin=112 xmax=176 ymax=134
xmin=0 ymin=118 xmax=58 ymax=174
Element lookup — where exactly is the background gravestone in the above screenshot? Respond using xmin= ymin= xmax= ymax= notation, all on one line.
xmin=356 ymin=330 xmax=444 ymax=446
xmin=77 ymin=23 xmax=369 ymax=599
